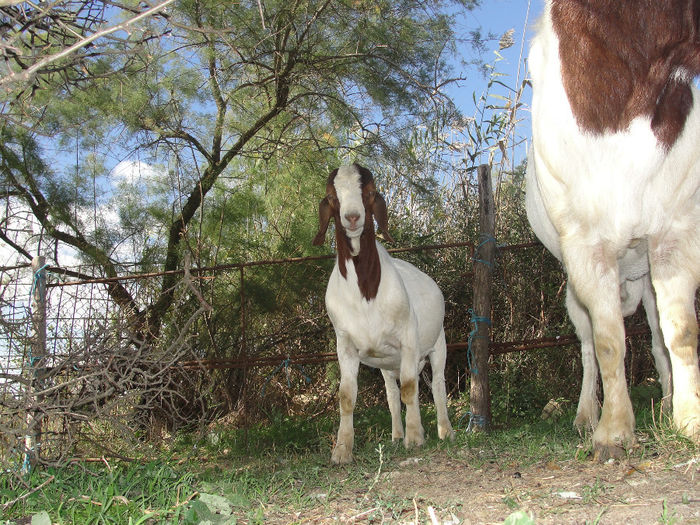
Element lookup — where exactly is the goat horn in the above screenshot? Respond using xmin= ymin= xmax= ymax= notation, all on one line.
xmin=372 ymin=193 xmax=394 ymax=243
xmin=312 ymin=196 xmax=332 ymax=246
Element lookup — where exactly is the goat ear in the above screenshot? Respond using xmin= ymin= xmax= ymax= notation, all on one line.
xmin=372 ymin=193 xmax=395 ymax=243
xmin=312 ymin=196 xmax=332 ymax=246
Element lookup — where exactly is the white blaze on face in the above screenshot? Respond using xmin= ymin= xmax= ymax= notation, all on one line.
xmin=333 ymin=165 xmax=366 ymax=255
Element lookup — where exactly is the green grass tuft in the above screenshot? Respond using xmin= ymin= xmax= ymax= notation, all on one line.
xmin=1 ymin=403 xmax=696 ymax=524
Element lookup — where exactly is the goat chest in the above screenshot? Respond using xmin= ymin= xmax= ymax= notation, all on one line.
xmin=324 ymin=248 xmax=445 ymax=371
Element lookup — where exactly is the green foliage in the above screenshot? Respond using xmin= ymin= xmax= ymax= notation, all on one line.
xmin=2 ymin=0 xmax=474 ymax=300
xmin=1 ymin=404 xmax=696 ymax=523
xmin=503 ymin=510 xmax=536 ymax=525
xmin=659 ymin=500 xmax=680 ymax=525
xmin=0 ymin=461 xmax=198 ymax=524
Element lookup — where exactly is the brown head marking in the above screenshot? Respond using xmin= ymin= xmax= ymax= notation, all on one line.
xmin=312 ymin=164 xmax=393 ymax=299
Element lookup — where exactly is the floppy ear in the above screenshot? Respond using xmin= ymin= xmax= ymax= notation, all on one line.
xmin=371 ymin=193 xmax=394 ymax=243
xmin=312 ymin=196 xmax=333 ymax=246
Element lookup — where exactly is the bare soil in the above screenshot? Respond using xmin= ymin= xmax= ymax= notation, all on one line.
xmin=271 ymin=449 xmax=699 ymax=524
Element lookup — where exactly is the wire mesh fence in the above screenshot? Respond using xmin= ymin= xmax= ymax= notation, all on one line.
xmin=0 ymin=240 xmax=667 ymax=479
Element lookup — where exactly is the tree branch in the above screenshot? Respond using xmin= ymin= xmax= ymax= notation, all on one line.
xmin=0 ymin=227 xmax=32 ymax=261
xmin=0 ymin=143 xmax=144 ymax=334
xmin=0 ymin=0 xmax=176 ymax=92
xmin=144 ymin=36 xmax=298 ymax=339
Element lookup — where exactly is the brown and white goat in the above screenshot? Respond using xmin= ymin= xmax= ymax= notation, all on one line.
xmin=313 ymin=163 xmax=453 ymax=464
xmin=526 ymin=157 xmax=672 ymax=432
xmin=528 ymin=0 xmax=700 ymax=459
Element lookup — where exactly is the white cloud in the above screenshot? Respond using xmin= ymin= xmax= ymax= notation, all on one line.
xmin=0 ymin=201 xmax=40 ymax=267
xmin=0 ymin=200 xmax=84 ymax=269
xmin=1 ymin=160 xmax=165 ymax=269
xmin=110 ymin=160 xmax=160 ymax=185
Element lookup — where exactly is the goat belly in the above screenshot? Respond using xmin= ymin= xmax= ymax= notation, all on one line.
xmin=358 ymin=344 xmax=402 ymax=370
xmin=348 ymin=325 xmax=404 ymax=370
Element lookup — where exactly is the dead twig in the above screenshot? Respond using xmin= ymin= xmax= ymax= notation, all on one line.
xmin=1 ymin=475 xmax=55 ymax=511
xmin=347 ymin=507 xmax=380 ymax=522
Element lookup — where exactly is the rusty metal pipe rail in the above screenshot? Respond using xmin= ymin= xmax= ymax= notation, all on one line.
xmin=45 ymin=241 xmax=477 ymax=288
xmin=174 ymin=325 xmax=661 ymax=371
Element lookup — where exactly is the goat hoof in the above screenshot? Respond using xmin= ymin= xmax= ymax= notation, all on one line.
xmin=592 ymin=422 xmax=635 ymax=462
xmin=331 ymin=445 xmax=353 ymax=464
xmin=404 ymin=432 xmax=425 ymax=449
xmin=674 ymin=414 xmax=700 ymax=441
xmin=592 ymin=442 xmax=626 ymax=463
xmin=573 ymin=414 xmax=597 ymax=436
xmin=438 ymin=424 xmax=454 ymax=441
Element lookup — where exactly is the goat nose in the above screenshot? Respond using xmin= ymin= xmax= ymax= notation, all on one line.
xmin=345 ymin=213 xmax=360 ymax=227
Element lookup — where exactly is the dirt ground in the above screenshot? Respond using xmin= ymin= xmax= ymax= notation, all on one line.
xmin=279 ymin=451 xmax=699 ymax=524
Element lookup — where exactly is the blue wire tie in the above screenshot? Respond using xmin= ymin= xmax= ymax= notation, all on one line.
xmin=29 ymin=263 xmax=49 ymax=302
xmin=465 ymin=412 xmax=488 ymax=433
xmin=472 ymin=235 xmax=497 ymax=270
xmin=22 ymin=451 xmax=31 ymax=475
xmin=261 ymin=358 xmax=312 ymax=397
xmin=467 ymin=309 xmax=491 ymax=375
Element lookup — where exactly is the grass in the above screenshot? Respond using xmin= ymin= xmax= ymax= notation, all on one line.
xmin=1 ymin=460 xmax=198 ymax=524
xmin=0 ymin=402 xmax=696 ymax=524
xmin=658 ymin=499 xmax=680 ymax=525
xmin=580 ymin=477 xmax=612 ymax=504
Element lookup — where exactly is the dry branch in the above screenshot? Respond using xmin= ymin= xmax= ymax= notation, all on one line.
xmin=1 ymin=475 xmax=55 ymax=511
xmin=0 ymin=268 xmax=216 ymax=476
xmin=0 ymin=0 xmax=175 ymax=91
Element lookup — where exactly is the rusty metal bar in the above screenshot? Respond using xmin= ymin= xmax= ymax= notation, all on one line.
xmin=45 ymin=240 xmax=476 ymax=288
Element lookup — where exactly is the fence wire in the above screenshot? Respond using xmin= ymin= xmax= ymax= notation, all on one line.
xmin=0 ymin=241 xmax=667 ymax=477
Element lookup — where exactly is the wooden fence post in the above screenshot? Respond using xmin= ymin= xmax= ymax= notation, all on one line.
xmin=469 ymin=165 xmax=495 ymax=430
xmin=24 ymin=255 xmax=47 ymax=473
xmin=240 ymin=266 xmax=246 ymax=357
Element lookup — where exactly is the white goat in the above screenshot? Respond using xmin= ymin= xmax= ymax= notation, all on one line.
xmin=312 ymin=163 xmax=454 ymax=464
xmin=526 ymin=155 xmax=672 ymax=431
xmin=529 ymin=0 xmax=700 ymax=459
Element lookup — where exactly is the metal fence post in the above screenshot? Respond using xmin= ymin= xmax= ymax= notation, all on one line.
xmin=23 ymin=255 xmax=47 ymax=473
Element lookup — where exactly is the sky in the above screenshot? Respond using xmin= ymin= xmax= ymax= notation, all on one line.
xmin=447 ymin=0 xmax=542 ymax=169
xmin=452 ymin=0 xmax=540 ymax=109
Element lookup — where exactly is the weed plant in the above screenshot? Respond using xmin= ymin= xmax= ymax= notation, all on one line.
xmin=0 ymin=401 xmax=695 ymax=524
xmin=1 ymin=461 xmax=198 ymax=524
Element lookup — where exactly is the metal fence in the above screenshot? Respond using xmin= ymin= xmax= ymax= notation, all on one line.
xmin=1 ymin=239 xmax=666 ymax=477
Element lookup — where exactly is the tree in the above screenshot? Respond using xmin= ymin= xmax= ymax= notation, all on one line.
xmin=1 ymin=0 xmax=480 ymax=343
xmin=0 ymin=0 xmax=173 ymax=96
